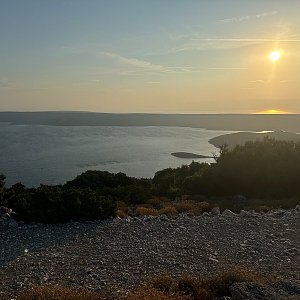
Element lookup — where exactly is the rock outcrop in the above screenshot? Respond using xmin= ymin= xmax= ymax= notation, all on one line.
xmin=230 ymin=280 xmax=300 ymax=300
xmin=0 ymin=206 xmax=18 ymax=227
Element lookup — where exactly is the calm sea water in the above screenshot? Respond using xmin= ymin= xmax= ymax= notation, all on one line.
xmin=0 ymin=123 xmax=233 ymax=187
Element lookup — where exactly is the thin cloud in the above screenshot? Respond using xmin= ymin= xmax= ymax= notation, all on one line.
xmin=169 ymin=40 xmax=260 ymax=53
xmin=190 ymin=38 xmax=300 ymax=42
xmin=170 ymin=37 xmax=300 ymax=52
xmin=207 ymin=67 xmax=246 ymax=70
xmin=248 ymin=80 xmax=265 ymax=83
xmin=218 ymin=10 xmax=278 ymax=24
xmin=99 ymin=52 xmax=166 ymax=72
xmin=99 ymin=51 xmax=245 ymax=74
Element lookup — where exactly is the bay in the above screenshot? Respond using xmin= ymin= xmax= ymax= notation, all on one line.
xmin=0 ymin=123 xmax=233 ymax=186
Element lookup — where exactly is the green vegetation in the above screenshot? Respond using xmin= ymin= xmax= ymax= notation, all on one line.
xmin=65 ymin=170 xmax=152 ymax=204
xmin=3 ymin=184 xmax=115 ymax=223
xmin=1 ymin=138 xmax=299 ymax=223
xmin=154 ymin=138 xmax=300 ymax=198
xmin=204 ymin=138 xmax=300 ymax=198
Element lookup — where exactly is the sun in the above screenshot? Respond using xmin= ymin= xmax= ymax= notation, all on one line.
xmin=269 ymin=51 xmax=281 ymax=62
xmin=254 ymin=109 xmax=292 ymax=115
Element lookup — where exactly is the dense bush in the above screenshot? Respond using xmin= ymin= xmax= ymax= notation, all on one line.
xmin=65 ymin=170 xmax=134 ymax=190
xmin=65 ymin=170 xmax=153 ymax=204
xmin=4 ymin=185 xmax=115 ymax=223
xmin=153 ymin=138 xmax=300 ymax=199
xmin=203 ymin=138 xmax=300 ymax=198
xmin=1 ymin=170 xmax=153 ymax=223
xmin=153 ymin=161 xmax=209 ymax=197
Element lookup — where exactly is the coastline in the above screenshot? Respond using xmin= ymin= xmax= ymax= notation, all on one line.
xmin=209 ymin=131 xmax=300 ymax=149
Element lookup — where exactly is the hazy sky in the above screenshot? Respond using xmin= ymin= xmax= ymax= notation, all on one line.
xmin=1 ymin=0 xmax=300 ymax=113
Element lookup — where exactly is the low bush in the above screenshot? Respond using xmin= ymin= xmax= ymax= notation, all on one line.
xmin=174 ymin=200 xmax=212 ymax=215
xmin=158 ymin=206 xmax=178 ymax=216
xmin=147 ymin=197 xmax=166 ymax=209
xmin=135 ymin=207 xmax=159 ymax=216
xmin=138 ymin=267 xmax=268 ymax=300
xmin=5 ymin=185 xmax=116 ymax=223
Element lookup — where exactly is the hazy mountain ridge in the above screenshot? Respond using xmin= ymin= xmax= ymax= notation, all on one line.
xmin=1 ymin=111 xmax=300 ymax=132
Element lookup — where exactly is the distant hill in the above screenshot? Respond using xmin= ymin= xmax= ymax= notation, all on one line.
xmin=209 ymin=131 xmax=300 ymax=149
xmin=0 ymin=111 xmax=300 ymax=132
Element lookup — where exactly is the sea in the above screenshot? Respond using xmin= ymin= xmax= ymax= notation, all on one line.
xmin=0 ymin=123 xmax=233 ymax=187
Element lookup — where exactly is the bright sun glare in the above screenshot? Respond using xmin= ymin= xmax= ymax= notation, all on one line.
xmin=269 ymin=51 xmax=281 ymax=62
xmin=254 ymin=109 xmax=291 ymax=115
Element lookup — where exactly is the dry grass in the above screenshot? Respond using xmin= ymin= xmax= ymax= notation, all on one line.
xmin=116 ymin=201 xmax=129 ymax=218
xmin=18 ymin=285 xmax=105 ymax=300
xmin=158 ymin=206 xmax=178 ymax=216
xmin=135 ymin=207 xmax=159 ymax=216
xmin=116 ymin=209 xmax=127 ymax=218
xmin=131 ymin=267 xmax=270 ymax=300
xmin=132 ymin=199 xmax=213 ymax=217
xmin=174 ymin=200 xmax=212 ymax=215
xmin=148 ymin=197 xmax=166 ymax=209
xmin=17 ymin=268 xmax=270 ymax=300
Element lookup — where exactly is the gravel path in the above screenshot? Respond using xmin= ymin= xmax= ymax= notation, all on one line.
xmin=0 ymin=209 xmax=299 ymax=298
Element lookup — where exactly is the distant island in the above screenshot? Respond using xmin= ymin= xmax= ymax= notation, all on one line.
xmin=1 ymin=111 xmax=300 ymax=132
xmin=209 ymin=130 xmax=300 ymax=149
xmin=171 ymin=152 xmax=213 ymax=159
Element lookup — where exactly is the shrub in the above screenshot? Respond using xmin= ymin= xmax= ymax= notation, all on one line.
xmin=135 ymin=207 xmax=159 ymax=216
xmin=158 ymin=206 xmax=178 ymax=216
xmin=153 ymin=162 xmax=209 ymax=197
xmin=204 ymin=138 xmax=300 ymax=198
xmin=116 ymin=209 xmax=127 ymax=218
xmin=139 ymin=267 xmax=269 ymax=300
xmin=148 ymin=197 xmax=166 ymax=209
xmin=146 ymin=273 xmax=175 ymax=293
xmin=6 ymin=186 xmax=116 ymax=223
xmin=65 ymin=170 xmax=135 ymax=190
xmin=173 ymin=200 xmax=211 ymax=215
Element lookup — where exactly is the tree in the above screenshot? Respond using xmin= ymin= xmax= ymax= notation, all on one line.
xmin=203 ymin=138 xmax=300 ymax=198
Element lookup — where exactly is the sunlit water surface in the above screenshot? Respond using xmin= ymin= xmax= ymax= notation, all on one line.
xmin=0 ymin=123 xmax=233 ymax=186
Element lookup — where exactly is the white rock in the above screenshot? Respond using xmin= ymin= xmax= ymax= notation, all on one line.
xmin=222 ymin=209 xmax=236 ymax=217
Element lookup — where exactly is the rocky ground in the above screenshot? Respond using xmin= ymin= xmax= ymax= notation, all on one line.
xmin=0 ymin=208 xmax=299 ymax=299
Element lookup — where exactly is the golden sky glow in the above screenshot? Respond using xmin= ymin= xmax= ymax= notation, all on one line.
xmin=1 ymin=2 xmax=300 ymax=113
xmin=269 ymin=51 xmax=281 ymax=62
xmin=254 ymin=109 xmax=293 ymax=114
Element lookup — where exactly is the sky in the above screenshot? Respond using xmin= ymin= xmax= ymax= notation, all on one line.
xmin=0 ymin=0 xmax=300 ymax=113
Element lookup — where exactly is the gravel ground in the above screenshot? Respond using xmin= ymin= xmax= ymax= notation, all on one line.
xmin=0 ymin=209 xmax=299 ymax=298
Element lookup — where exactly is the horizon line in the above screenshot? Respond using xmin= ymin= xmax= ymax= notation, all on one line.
xmin=0 ymin=110 xmax=299 ymax=115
